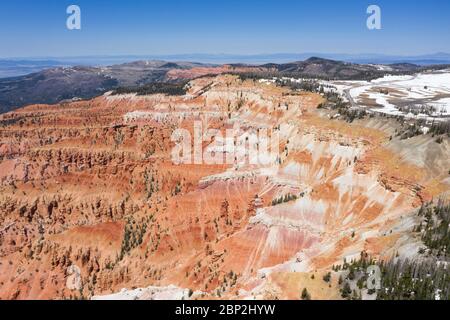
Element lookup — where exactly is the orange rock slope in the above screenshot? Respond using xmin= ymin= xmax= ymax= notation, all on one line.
xmin=0 ymin=75 xmax=448 ymax=300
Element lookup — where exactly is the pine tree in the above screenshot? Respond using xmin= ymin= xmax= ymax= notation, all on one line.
xmin=341 ymin=282 xmax=352 ymax=299
xmin=301 ymin=288 xmax=311 ymax=300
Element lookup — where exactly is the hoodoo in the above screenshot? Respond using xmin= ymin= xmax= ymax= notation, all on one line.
xmin=1 ymin=73 xmax=448 ymax=300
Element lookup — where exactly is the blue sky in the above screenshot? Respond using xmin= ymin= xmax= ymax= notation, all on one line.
xmin=0 ymin=0 xmax=449 ymax=58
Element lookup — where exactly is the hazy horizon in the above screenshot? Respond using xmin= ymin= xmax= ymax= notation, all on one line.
xmin=3 ymin=51 xmax=450 ymax=60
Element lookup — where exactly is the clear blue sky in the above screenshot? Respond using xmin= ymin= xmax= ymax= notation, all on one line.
xmin=0 ymin=0 xmax=449 ymax=58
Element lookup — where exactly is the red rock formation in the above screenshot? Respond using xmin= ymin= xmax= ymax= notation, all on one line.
xmin=0 ymin=75 xmax=448 ymax=300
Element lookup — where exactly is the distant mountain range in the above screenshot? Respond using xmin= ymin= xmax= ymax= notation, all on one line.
xmin=1 ymin=57 xmax=449 ymax=114
xmin=118 ymin=52 xmax=450 ymax=65
xmin=1 ymin=52 xmax=450 ymax=78
xmin=0 ymin=60 xmax=203 ymax=113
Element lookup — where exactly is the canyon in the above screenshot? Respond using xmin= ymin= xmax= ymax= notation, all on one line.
xmin=0 ymin=74 xmax=449 ymax=300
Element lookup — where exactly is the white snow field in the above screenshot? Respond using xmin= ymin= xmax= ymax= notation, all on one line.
xmin=323 ymin=70 xmax=450 ymax=120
